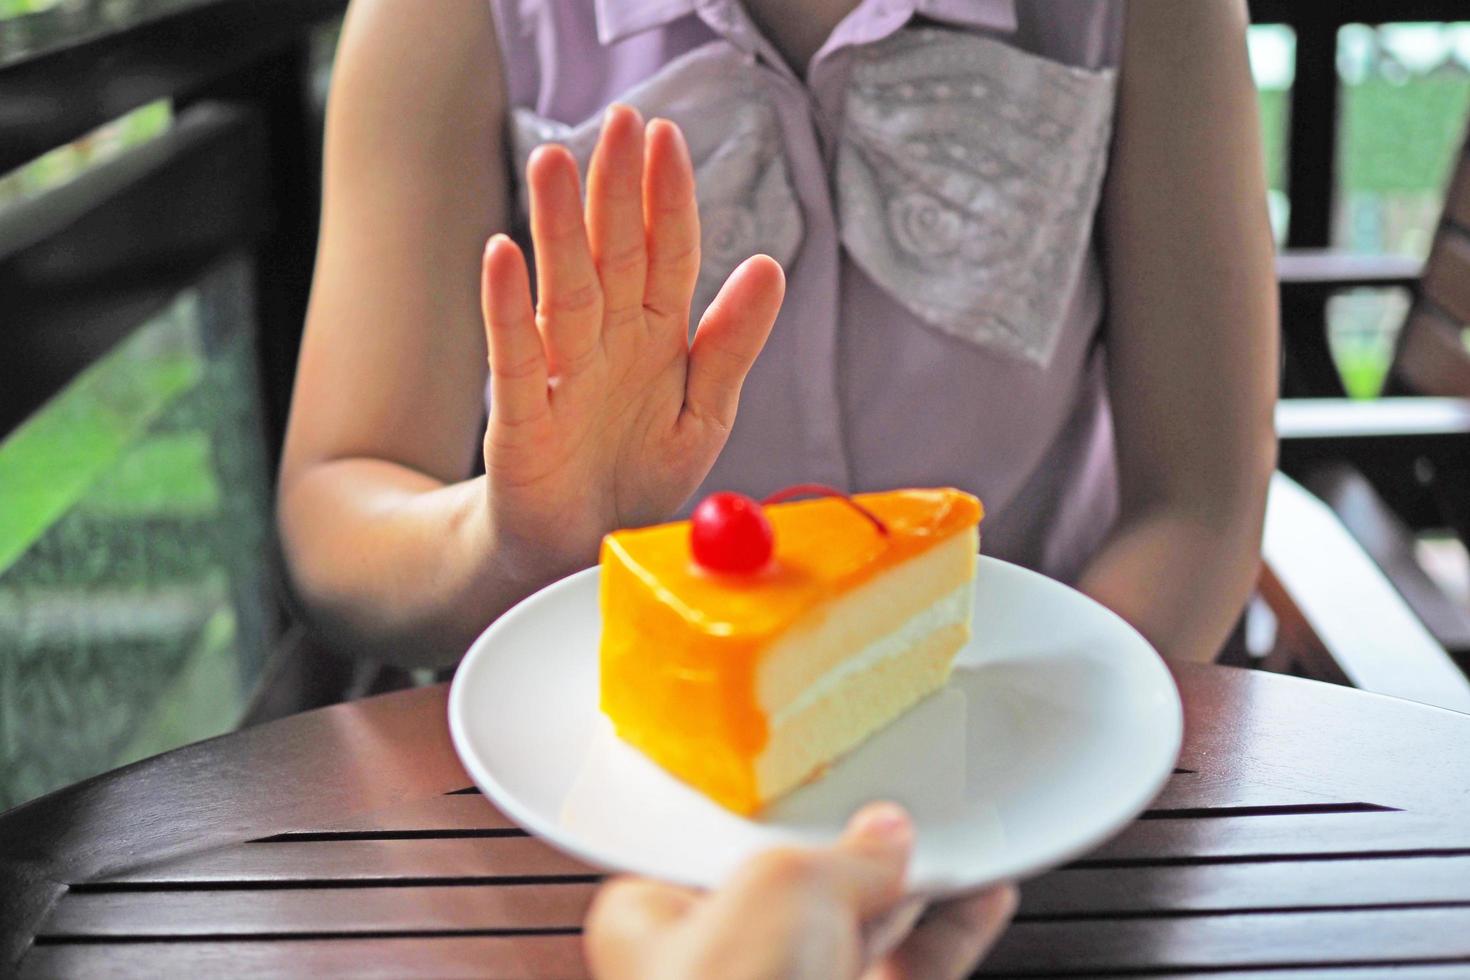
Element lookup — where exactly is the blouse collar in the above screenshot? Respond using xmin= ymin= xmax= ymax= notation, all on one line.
xmin=593 ymin=0 xmax=1017 ymax=47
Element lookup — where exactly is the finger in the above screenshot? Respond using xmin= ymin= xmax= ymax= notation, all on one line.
xmin=584 ymin=876 xmax=699 ymax=979
xmin=879 ymin=885 xmax=1018 ymax=980
xmin=683 ymin=254 xmax=784 ymax=432
xmin=732 ymin=802 xmax=910 ymax=924
xmin=480 ymin=234 xmax=548 ymax=426
xmin=862 ymin=897 xmax=926 ymax=966
xmin=586 ymin=104 xmax=648 ymax=326
xmin=829 ymin=803 xmax=914 ymax=916
xmin=642 ymin=118 xmax=701 ymax=324
xmin=527 ymin=143 xmax=603 ymax=375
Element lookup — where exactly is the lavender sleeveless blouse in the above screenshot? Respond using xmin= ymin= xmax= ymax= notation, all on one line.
xmin=487 ymin=0 xmax=1124 ymax=584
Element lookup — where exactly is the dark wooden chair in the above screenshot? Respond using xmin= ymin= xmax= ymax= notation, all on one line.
xmin=1259 ymin=472 xmax=1470 ymax=712
xmin=1275 ymin=117 xmax=1470 ymax=674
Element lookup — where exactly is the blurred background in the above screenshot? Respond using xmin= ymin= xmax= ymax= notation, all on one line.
xmin=2 ymin=0 xmax=1468 ymax=811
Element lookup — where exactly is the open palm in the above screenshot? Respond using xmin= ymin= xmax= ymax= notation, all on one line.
xmin=480 ymin=105 xmax=785 ymax=573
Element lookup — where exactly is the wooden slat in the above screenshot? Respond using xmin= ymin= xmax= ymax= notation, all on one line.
xmin=42 ymin=884 xmax=597 ymax=938
xmin=1138 ymin=967 xmax=1470 ymax=980
xmin=1023 ymin=856 xmax=1470 ymax=916
xmin=1423 ymin=229 xmax=1470 ymax=326
xmin=1145 ymin=771 xmax=1344 ymax=812
xmin=91 ymin=838 xmax=596 ymax=886
xmin=1300 ymin=463 xmax=1470 ymax=655
xmin=979 ymin=907 xmax=1470 ymax=975
xmin=1168 ymin=663 xmax=1470 ymax=812
xmin=1082 ymin=811 xmax=1470 ymax=864
xmin=14 ymin=664 xmax=1470 ymax=976
xmin=19 ymin=936 xmax=588 ymax=980
xmin=1261 ymin=473 xmax=1470 ymax=711
xmin=1447 ymin=143 xmax=1470 ymax=232
xmin=1275 ymin=250 xmax=1421 ymax=289
xmin=1395 ymin=307 xmax=1470 ymax=398
xmin=0 ymin=683 xmax=472 ymax=969
xmin=262 ymin=794 xmax=520 ymax=838
xmin=1277 ymin=398 xmax=1470 ymax=440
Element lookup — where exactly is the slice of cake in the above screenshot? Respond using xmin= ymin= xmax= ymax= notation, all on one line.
xmin=599 ymin=486 xmax=982 ymax=815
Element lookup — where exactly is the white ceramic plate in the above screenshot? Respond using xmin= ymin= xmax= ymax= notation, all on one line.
xmin=449 ymin=557 xmax=1182 ymax=898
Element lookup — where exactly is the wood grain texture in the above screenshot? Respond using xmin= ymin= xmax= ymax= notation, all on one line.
xmin=1145 ymin=769 xmax=1347 ymax=812
xmin=1171 ymin=664 xmax=1470 ymax=815
xmin=1021 ymin=856 xmax=1470 ymax=915
xmin=91 ymin=838 xmax=597 ymax=886
xmin=0 ymin=684 xmax=471 ymax=965
xmin=1124 ymin=968 xmax=1470 ymax=980
xmin=1423 ymin=228 xmax=1470 ymax=324
xmin=42 ymin=884 xmax=597 ymax=937
xmin=979 ymin=907 xmax=1470 ymax=975
xmin=1081 ymin=812 xmax=1470 ymax=864
xmin=1395 ymin=307 xmax=1470 ymax=399
xmin=1449 ymin=141 xmax=1470 ymax=232
xmin=19 ymin=935 xmax=589 ymax=979
xmin=12 ymin=664 xmax=1470 ymax=976
xmin=260 ymin=793 xmax=521 ymax=839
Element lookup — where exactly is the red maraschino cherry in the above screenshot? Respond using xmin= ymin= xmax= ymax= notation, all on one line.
xmin=690 ymin=492 xmax=774 ymax=573
xmin=690 ymin=485 xmax=890 ymax=574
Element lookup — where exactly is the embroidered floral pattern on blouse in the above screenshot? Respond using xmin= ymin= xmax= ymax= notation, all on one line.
xmin=509 ymin=44 xmax=803 ymax=339
xmin=509 ymin=27 xmax=1115 ymax=368
xmin=837 ymin=28 xmax=1116 ymax=366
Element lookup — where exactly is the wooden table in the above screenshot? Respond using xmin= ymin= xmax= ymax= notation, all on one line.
xmin=3 ymin=663 xmax=1469 ymax=977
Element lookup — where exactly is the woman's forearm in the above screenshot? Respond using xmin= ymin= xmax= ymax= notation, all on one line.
xmin=1084 ymin=0 xmax=1278 ymax=663
xmin=278 ymin=459 xmax=576 ymax=668
xmin=1077 ymin=496 xmax=1267 ymax=663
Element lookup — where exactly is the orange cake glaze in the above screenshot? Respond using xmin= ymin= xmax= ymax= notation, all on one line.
xmin=599 ymin=488 xmax=982 ymax=813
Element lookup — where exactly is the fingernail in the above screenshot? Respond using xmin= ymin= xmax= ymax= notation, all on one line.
xmin=485 ymin=233 xmax=508 ymax=256
xmin=529 ymin=143 xmax=572 ymax=172
xmin=652 ymin=117 xmax=688 ymax=155
xmin=852 ymin=803 xmax=912 ymax=846
xmin=604 ymin=102 xmax=642 ymax=129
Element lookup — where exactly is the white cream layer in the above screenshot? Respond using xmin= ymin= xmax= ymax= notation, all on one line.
xmin=768 ymin=583 xmax=973 ymax=730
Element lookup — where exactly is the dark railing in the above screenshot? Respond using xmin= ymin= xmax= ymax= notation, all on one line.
xmin=1 ymin=0 xmax=346 ymax=453
xmin=0 ymin=0 xmax=349 ymax=813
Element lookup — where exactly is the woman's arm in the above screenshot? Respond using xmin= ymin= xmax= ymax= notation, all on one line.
xmin=1078 ymin=0 xmax=1278 ymax=662
xmin=279 ymin=1 xmax=783 ymax=667
xmin=278 ymin=0 xmax=514 ymax=666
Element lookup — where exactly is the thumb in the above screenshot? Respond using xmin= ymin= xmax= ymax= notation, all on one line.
xmin=683 ymin=254 xmax=784 ymax=433
xmin=821 ymin=802 xmax=915 ymax=920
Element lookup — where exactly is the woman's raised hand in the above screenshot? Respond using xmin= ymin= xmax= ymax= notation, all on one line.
xmin=479 ymin=105 xmax=785 ymax=577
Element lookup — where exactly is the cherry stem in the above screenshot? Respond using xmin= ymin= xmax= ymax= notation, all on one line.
xmin=760 ymin=484 xmax=890 ymax=537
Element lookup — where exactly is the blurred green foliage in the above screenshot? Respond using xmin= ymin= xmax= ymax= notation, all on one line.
xmin=1343 ymin=76 xmax=1470 ymax=193
xmin=0 ymin=102 xmax=172 ymax=208
xmin=0 ymin=283 xmax=274 ymax=810
xmin=1259 ymin=89 xmax=1287 ymax=192
xmin=0 ymin=0 xmax=66 ymax=16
